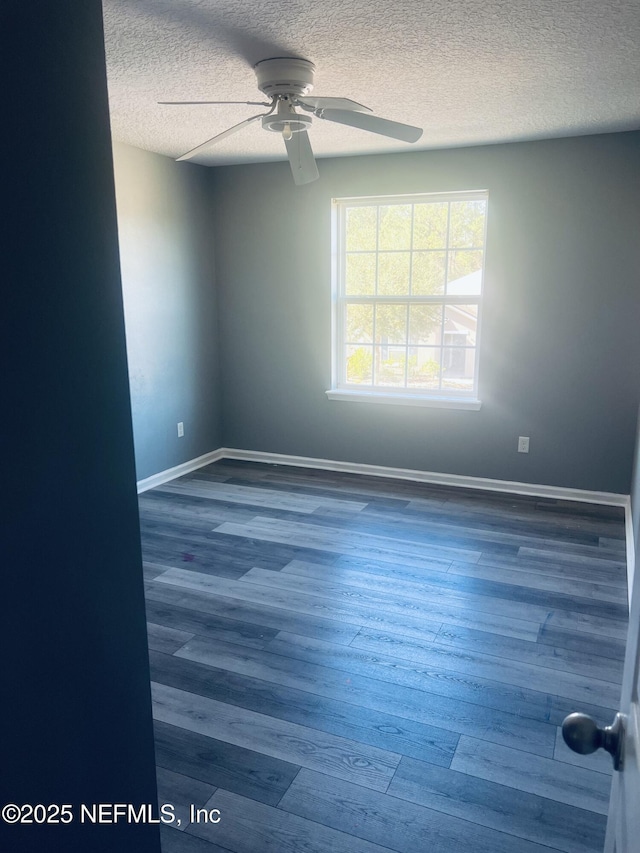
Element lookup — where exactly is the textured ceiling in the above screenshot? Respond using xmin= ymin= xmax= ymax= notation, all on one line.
xmin=103 ymin=0 xmax=640 ymax=166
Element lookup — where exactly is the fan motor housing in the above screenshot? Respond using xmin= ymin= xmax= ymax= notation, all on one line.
xmin=255 ymin=57 xmax=315 ymax=97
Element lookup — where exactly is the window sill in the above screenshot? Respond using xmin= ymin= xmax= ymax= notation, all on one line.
xmin=326 ymin=389 xmax=482 ymax=410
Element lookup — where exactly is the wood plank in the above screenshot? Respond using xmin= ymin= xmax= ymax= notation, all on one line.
xmin=153 ymin=568 xmax=443 ymax=644
xmin=147 ymin=622 xmax=194 ymax=655
xmin=150 ymin=647 xmax=459 ymax=768
xmin=209 ymin=473 xmax=426 ymax=509
xmin=347 ymin=627 xmax=621 ymax=708
xmin=207 ymin=460 xmax=624 ymax=525
xmin=544 ymin=695 xmax=618 ymax=729
xmin=139 ymin=500 xmax=256 ymax=529
xmin=287 ymin=556 xmax=627 ymax=624
xmin=160 ymin=825 xmax=233 ymax=853
xmin=267 ymin=631 xmax=620 ymax=722
xmin=144 ymin=579 xmax=362 ymax=646
xmin=153 ymin=718 xmax=299 ymax=807
xmin=332 ymin=550 xmax=454 ymax=576
xmin=141 ymin=540 xmax=251 ymax=581
xmin=408 ymin=494 xmax=623 ymax=538
xmin=281 ymin=557 xmax=627 ymax=621
xmin=278 ymin=767 xmax=561 ymax=853
xmin=199 ymin=460 xmax=454 ymax=504
xmin=599 ymin=537 xmax=626 ymax=553
xmin=450 ymin=735 xmax=612 ymax=814
xmin=186 ymin=789 xmax=394 ymax=853
xmin=531 ymin=499 xmax=623 ymax=521
xmin=281 ymin=559 xmax=552 ymax=621
xmin=473 ymin=554 xmax=626 ymax=587
xmin=447 ymin=559 xmax=627 ymax=603
xmin=146 ymin=598 xmax=278 ymax=651
xmin=214 ymin=516 xmax=481 ymax=565
xmin=323 ymin=551 xmax=627 ymax=623
xmin=518 ymin=545 xmax=626 ymax=570
xmin=142 ymin=526 xmax=335 ymax=576
xmin=158 ymin=479 xmax=368 ymax=513
xmin=298 ymin=507 xmax=520 ymax=558
xmin=242 ymin=566 xmax=541 ymax=641
xmin=344 ymin=501 xmax=611 ymax=552
xmin=435 ymin=623 xmax=624 ymax=685
xmin=542 ymin=608 xmax=628 ymax=640
xmin=522 ymin=539 xmax=626 ymax=562
xmin=151 ymin=681 xmax=400 ymax=792
xmin=175 ymin=635 xmax=556 ymax=756
xmin=537 ymin=623 xmax=627 ymax=661
xmin=155 ymin=766 xmax=216 ymax=833
xmin=387 ymin=755 xmax=606 ymax=853
xmin=144 ymin=561 xmax=169 ymax=581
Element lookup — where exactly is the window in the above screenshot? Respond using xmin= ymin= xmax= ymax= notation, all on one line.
xmin=328 ymin=192 xmax=487 ymax=409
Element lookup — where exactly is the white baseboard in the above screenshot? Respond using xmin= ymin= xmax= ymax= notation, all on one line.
xmin=138 ymin=445 xmax=628 ymax=505
xmin=136 ymin=449 xmax=225 ymax=493
xmin=216 ymin=447 xmax=628 ymax=507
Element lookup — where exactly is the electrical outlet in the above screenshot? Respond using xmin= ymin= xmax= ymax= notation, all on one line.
xmin=177 ymin=422 xmax=184 ymax=438
xmin=518 ymin=436 xmax=530 ymax=453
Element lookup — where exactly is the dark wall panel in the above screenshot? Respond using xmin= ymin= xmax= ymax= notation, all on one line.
xmin=2 ymin=4 xmax=159 ymax=851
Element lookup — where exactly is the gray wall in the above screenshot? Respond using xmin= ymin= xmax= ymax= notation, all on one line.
xmin=211 ymin=131 xmax=640 ymax=494
xmin=2 ymin=3 xmax=159 ymax=850
xmin=113 ymin=143 xmax=221 ymax=482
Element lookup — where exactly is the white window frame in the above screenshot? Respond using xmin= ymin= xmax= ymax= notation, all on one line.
xmin=327 ymin=191 xmax=487 ymax=410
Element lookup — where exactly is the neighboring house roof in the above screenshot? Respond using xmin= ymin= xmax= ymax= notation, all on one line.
xmin=447 ymin=268 xmax=482 ymax=296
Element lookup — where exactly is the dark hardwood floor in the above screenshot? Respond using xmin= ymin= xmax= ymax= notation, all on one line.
xmin=139 ymin=460 xmax=628 ymax=853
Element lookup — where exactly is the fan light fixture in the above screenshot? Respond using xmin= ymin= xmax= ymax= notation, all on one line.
xmin=262 ymin=98 xmax=312 ymax=136
xmin=159 ymin=57 xmax=423 ymax=185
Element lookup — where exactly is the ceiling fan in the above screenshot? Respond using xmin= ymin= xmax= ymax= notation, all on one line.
xmin=159 ymin=57 xmax=423 ymax=185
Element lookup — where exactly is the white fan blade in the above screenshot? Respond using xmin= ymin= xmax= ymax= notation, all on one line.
xmin=318 ymin=108 xmax=423 ymax=143
xmin=284 ymin=130 xmax=319 ymax=185
xmin=159 ymin=100 xmax=269 ymax=106
xmin=297 ymin=97 xmax=372 ymax=112
xmin=176 ymin=113 xmax=265 ymax=161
